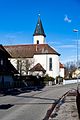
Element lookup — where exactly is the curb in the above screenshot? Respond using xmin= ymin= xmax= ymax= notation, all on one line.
xmin=43 ymin=89 xmax=77 ymax=120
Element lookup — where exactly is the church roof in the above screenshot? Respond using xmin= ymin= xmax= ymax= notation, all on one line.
xmin=33 ymin=16 xmax=46 ymax=37
xmin=29 ymin=63 xmax=46 ymax=73
xmin=4 ymin=44 xmax=60 ymax=58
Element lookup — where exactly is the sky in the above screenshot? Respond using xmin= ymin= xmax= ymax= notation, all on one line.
xmin=0 ymin=0 xmax=80 ymax=64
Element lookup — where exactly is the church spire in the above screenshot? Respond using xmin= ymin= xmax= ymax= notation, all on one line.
xmin=33 ymin=15 xmax=46 ymax=37
xmin=33 ymin=15 xmax=46 ymax=44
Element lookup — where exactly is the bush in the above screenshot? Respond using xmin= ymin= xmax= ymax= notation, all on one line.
xmin=44 ymin=74 xmax=55 ymax=81
xmin=56 ymin=76 xmax=63 ymax=84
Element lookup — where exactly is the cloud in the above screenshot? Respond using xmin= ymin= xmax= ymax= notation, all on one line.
xmin=6 ymin=35 xmax=16 ymax=39
xmin=64 ymin=15 xmax=72 ymax=23
xmin=58 ymin=44 xmax=75 ymax=48
xmin=4 ymin=34 xmax=16 ymax=45
xmin=47 ymin=41 xmax=61 ymax=45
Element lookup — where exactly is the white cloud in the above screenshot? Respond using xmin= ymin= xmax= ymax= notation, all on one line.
xmin=58 ymin=44 xmax=75 ymax=48
xmin=5 ymin=34 xmax=16 ymax=39
xmin=64 ymin=15 xmax=72 ymax=23
xmin=47 ymin=41 xmax=61 ymax=45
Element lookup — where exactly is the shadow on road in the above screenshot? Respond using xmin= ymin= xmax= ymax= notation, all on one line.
xmin=0 ymin=86 xmax=45 ymax=96
xmin=15 ymin=94 xmax=57 ymax=102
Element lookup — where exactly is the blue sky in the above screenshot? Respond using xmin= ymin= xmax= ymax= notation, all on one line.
xmin=0 ymin=0 xmax=80 ymax=64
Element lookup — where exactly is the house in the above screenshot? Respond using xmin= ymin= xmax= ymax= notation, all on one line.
xmin=29 ymin=63 xmax=46 ymax=77
xmin=0 ymin=45 xmax=18 ymax=89
xmin=4 ymin=16 xmax=64 ymax=79
xmin=59 ymin=63 xmax=65 ymax=78
xmin=72 ymin=68 xmax=80 ymax=78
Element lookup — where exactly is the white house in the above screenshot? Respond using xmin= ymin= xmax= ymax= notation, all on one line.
xmin=4 ymin=16 xmax=64 ymax=79
xmin=59 ymin=63 xmax=65 ymax=78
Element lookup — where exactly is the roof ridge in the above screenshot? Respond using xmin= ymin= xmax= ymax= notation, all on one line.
xmin=4 ymin=44 xmax=34 ymax=47
xmin=4 ymin=44 xmax=48 ymax=47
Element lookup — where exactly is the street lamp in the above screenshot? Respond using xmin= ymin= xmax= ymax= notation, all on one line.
xmin=73 ymin=29 xmax=80 ymax=118
xmin=73 ymin=29 xmax=79 ymax=88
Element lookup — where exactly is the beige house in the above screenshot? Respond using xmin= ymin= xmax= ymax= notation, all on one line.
xmin=72 ymin=68 xmax=80 ymax=78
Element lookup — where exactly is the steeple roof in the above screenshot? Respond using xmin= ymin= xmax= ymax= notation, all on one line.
xmin=33 ymin=16 xmax=46 ymax=37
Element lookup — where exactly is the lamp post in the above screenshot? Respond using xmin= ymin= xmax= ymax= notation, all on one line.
xmin=73 ymin=29 xmax=80 ymax=118
xmin=73 ymin=29 xmax=79 ymax=88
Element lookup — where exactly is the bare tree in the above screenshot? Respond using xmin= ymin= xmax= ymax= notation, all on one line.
xmin=17 ymin=59 xmax=22 ymax=75
xmin=64 ymin=61 xmax=77 ymax=78
xmin=17 ymin=59 xmax=34 ymax=76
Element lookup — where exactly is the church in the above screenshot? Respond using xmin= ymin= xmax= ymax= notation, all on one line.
xmin=4 ymin=16 xmax=64 ymax=79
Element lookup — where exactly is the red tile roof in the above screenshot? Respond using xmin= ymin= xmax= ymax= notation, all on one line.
xmin=60 ymin=63 xmax=64 ymax=68
xmin=4 ymin=44 xmax=60 ymax=58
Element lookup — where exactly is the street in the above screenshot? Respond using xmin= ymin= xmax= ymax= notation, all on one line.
xmin=0 ymin=84 xmax=78 ymax=120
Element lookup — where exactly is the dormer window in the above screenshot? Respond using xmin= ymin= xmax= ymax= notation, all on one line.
xmin=37 ymin=40 xmax=39 ymax=44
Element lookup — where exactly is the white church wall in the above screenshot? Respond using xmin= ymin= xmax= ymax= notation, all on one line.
xmin=34 ymin=54 xmax=46 ymax=69
xmin=47 ymin=54 xmax=60 ymax=78
xmin=34 ymin=54 xmax=60 ymax=78
xmin=9 ymin=54 xmax=60 ymax=79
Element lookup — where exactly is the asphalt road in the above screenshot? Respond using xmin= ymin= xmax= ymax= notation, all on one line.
xmin=0 ymin=84 xmax=78 ymax=120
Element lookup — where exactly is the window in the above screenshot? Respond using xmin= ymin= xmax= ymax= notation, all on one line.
xmin=49 ymin=58 xmax=52 ymax=71
xmin=37 ymin=40 xmax=39 ymax=44
xmin=0 ymin=59 xmax=3 ymax=65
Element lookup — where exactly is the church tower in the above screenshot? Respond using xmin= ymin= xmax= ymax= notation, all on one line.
xmin=33 ymin=15 xmax=46 ymax=44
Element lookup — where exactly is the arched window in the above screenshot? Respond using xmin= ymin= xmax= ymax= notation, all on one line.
xmin=49 ymin=58 xmax=52 ymax=71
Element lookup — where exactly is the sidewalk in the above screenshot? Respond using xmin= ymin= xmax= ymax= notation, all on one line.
xmin=49 ymin=94 xmax=79 ymax=120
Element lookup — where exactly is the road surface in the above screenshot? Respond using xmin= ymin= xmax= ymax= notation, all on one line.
xmin=0 ymin=84 xmax=77 ymax=120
